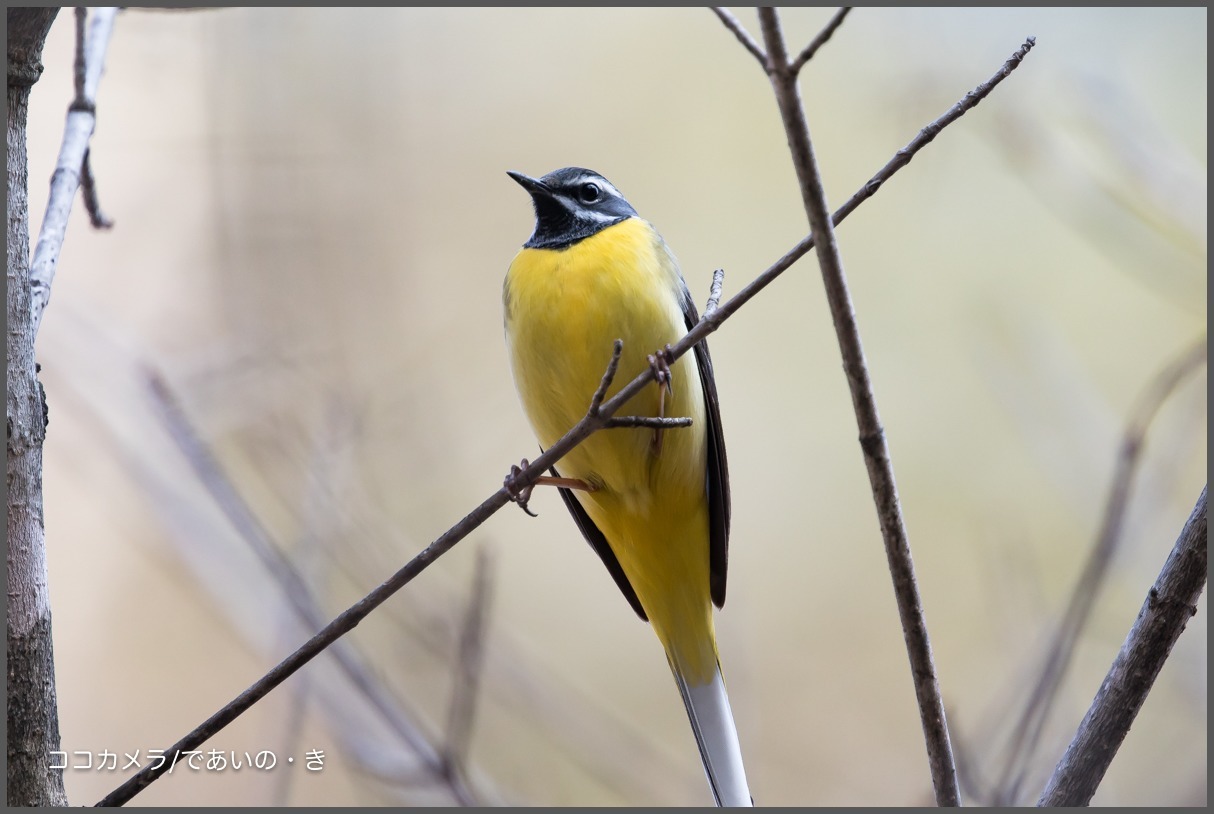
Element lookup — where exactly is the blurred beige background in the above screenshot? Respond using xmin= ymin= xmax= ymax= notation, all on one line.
xmin=24 ymin=7 xmax=1204 ymax=807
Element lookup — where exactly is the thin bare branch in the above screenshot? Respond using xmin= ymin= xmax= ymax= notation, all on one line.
xmin=30 ymin=6 xmax=118 ymax=335
xmin=589 ymin=339 xmax=625 ymax=414
xmin=80 ymin=148 xmax=114 ymax=229
xmin=705 ymin=268 xmax=725 ymax=316
xmin=73 ymin=7 xmax=87 ymax=99
xmin=758 ymin=6 xmax=965 ymax=804
xmin=1038 ymin=485 xmax=1207 ymax=806
xmin=790 ymin=7 xmax=851 ymax=74
xmin=992 ymin=338 xmax=1207 ymax=804
xmin=709 ymin=7 xmax=768 ymax=70
xmin=834 ymin=36 xmax=1037 ymax=231
xmin=701 ymin=38 xmax=1038 ymax=340
xmin=95 ymin=35 xmax=1032 ymax=806
xmin=605 ymin=415 xmax=693 ymax=430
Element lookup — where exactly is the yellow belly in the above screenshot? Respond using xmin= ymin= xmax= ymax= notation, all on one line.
xmin=504 ymin=217 xmax=717 ymax=682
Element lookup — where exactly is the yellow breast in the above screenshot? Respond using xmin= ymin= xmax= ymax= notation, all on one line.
xmin=503 ymin=216 xmax=717 ymax=681
xmin=504 ymin=217 xmax=705 ymax=499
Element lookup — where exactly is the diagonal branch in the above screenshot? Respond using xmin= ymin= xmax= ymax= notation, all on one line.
xmin=30 ymin=6 xmax=118 ymax=335
xmin=1038 ymin=485 xmax=1207 ymax=806
xmin=684 ymin=35 xmax=1039 ymax=348
xmin=95 ymin=36 xmax=1034 ymax=806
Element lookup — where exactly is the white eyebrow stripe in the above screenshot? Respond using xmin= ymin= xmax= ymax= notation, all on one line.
xmin=584 ymin=176 xmax=625 ymax=201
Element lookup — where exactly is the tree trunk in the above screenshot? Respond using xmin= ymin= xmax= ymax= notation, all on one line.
xmin=7 ymin=7 xmax=67 ymax=807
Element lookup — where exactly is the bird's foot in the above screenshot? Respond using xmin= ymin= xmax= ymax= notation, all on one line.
xmin=647 ymin=344 xmax=676 ymax=455
xmin=504 ymin=458 xmax=539 ymax=517
xmin=505 ymin=459 xmax=599 ymax=517
xmin=647 ymin=344 xmax=676 ymax=399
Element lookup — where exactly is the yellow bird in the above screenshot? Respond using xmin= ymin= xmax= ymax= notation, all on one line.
xmin=503 ymin=167 xmax=751 ymax=806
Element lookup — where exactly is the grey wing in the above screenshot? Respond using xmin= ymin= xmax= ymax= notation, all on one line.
xmin=679 ymin=280 xmax=731 ymax=608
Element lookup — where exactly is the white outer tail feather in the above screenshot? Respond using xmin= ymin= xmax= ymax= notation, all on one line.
xmin=674 ymin=665 xmax=753 ymax=807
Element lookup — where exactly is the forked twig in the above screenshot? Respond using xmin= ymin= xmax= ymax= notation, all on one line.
xmin=790 ymin=7 xmax=851 ymax=73
xmin=72 ymin=12 xmax=112 ymax=229
xmin=585 ymin=339 xmax=690 ymax=430
xmin=30 ymin=7 xmax=118 ymax=335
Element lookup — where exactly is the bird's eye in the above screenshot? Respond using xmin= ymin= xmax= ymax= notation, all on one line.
xmin=578 ymin=183 xmax=601 ymax=204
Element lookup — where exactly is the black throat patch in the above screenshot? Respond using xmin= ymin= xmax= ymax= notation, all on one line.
xmin=524 ymin=209 xmax=632 ymax=250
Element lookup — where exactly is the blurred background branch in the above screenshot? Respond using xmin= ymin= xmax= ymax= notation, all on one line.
xmin=441 ymin=547 xmax=495 ymax=790
xmin=965 ymin=338 xmax=1206 ymax=805
xmin=144 ymin=369 xmax=484 ymax=804
xmin=1040 ymin=484 xmax=1206 ymax=805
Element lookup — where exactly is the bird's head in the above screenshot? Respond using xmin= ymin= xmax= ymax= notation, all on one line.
xmin=508 ymin=167 xmax=638 ymax=250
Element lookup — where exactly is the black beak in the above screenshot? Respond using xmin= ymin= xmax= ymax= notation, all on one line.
xmin=507 ymin=171 xmax=552 ymax=199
